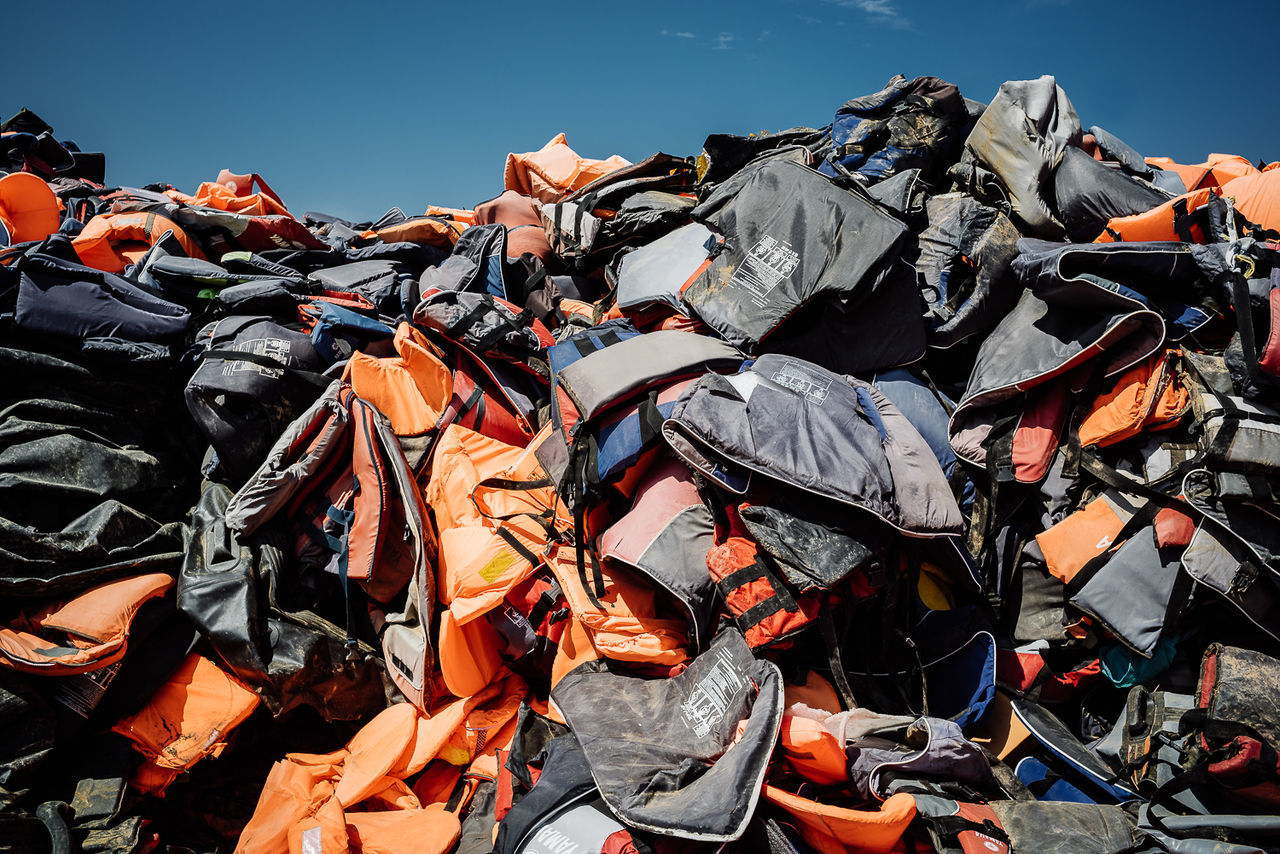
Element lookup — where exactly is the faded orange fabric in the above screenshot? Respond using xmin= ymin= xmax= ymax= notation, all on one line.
xmin=779 ymin=713 xmax=849 ymax=785
xmin=167 ymin=174 xmax=293 ymax=218
xmin=1035 ymin=496 xmax=1126 ymax=584
xmin=547 ymin=546 xmax=690 ymax=666
xmin=504 ymin=133 xmax=630 ymax=204
xmin=368 ymin=217 xmax=465 ymax=249
xmin=1079 ymin=349 xmax=1188 ymax=447
xmin=0 ymin=573 xmax=173 ymax=674
xmin=426 ymin=205 xmax=476 ymax=224
xmin=1094 ymin=187 xmax=1218 ymax=243
xmin=763 ymin=786 xmax=916 ymax=854
xmin=346 ymin=324 xmax=453 ymax=438
xmin=112 ymin=653 xmax=260 ymax=795
xmin=237 ymin=678 xmax=524 ymax=854
xmin=72 ymin=210 xmax=205 ymax=272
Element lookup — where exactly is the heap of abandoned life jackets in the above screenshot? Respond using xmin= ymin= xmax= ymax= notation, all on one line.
xmin=5 ymin=72 xmax=1280 ymax=853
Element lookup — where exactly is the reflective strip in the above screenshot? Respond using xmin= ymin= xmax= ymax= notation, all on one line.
xmin=301 ymin=826 xmax=322 ymax=854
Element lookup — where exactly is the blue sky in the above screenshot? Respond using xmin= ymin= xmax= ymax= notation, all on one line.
xmin=6 ymin=0 xmax=1276 ymax=222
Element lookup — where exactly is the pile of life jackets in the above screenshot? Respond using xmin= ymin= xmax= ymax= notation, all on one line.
xmin=5 ymin=75 xmax=1280 ymax=854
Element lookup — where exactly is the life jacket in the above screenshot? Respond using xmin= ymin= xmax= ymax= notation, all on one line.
xmin=224 ymin=381 xmax=436 ymax=707
xmin=612 ymin=221 xmax=723 ymax=316
xmin=185 ymin=315 xmax=332 ymax=483
xmin=413 ymin=288 xmax=553 ymax=447
xmin=1093 ymin=187 xmax=1220 ymax=243
xmin=962 ymin=75 xmax=1082 ymax=238
xmin=820 ymin=74 xmax=969 ymax=185
xmin=343 ymin=322 xmax=454 ymax=470
xmin=597 ymin=456 xmax=718 ymax=653
xmin=540 ymin=152 xmax=696 ymax=273
xmin=761 ymin=786 xmax=917 ymax=854
xmin=706 ymin=504 xmax=825 ymax=651
xmin=235 ymin=677 xmax=525 ymax=854
xmin=111 ymin=198 xmax=328 ymax=261
xmin=543 ymin=543 xmax=690 ymax=668
xmin=426 ymin=424 xmax=570 ymax=698
xmin=1187 ymin=644 xmax=1280 ymax=809
xmin=180 ymin=482 xmax=391 ymax=722
xmin=71 ymin=210 xmax=205 ymax=272
xmin=1077 ymin=348 xmax=1189 ymax=448
xmin=666 ymin=354 xmax=965 ymax=538
xmin=1145 ymin=153 xmax=1259 ymax=192
xmin=549 ymin=629 xmax=782 ymax=841
xmin=680 ymin=157 xmax=910 ymax=360
xmin=166 ymin=171 xmax=293 ymax=219
xmin=1053 ymin=145 xmax=1171 ymax=243
xmin=0 ymin=171 xmax=59 ymax=245
xmin=912 ymin=192 xmax=1023 ymax=350
xmin=111 ymin=652 xmax=260 ymax=795
xmin=544 ymin=322 xmax=743 ymax=602
xmin=473 ymin=190 xmax=553 ymax=265
xmin=366 ymin=214 xmax=465 ymax=249
xmin=503 ymin=133 xmax=630 ymax=204
xmin=0 ymin=573 xmax=173 ymax=675
xmin=13 ymin=249 xmax=192 ymax=346
xmin=1221 ymin=169 xmax=1280 ymax=233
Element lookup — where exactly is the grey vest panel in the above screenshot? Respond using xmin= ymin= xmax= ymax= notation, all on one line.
xmin=683 ymin=158 xmax=908 ymax=351
xmin=1071 ymin=527 xmax=1184 ymax=658
xmin=963 ymin=75 xmax=1082 ymax=238
xmin=615 ymin=222 xmax=722 ymax=313
xmin=557 ymin=330 xmax=742 ymax=422
xmin=664 ymin=354 xmax=963 ymax=537
xmin=224 ymin=380 xmax=346 ymax=536
xmin=551 ymin=629 xmax=782 ymax=841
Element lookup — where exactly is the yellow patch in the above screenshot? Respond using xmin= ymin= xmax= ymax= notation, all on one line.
xmin=478 ymin=550 xmax=517 ymax=584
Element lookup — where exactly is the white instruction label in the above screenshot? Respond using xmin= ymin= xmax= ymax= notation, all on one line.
xmin=222 ymin=337 xmax=290 ymax=378
xmin=680 ymin=646 xmax=743 ymax=739
xmin=770 ymin=359 xmax=832 ymax=406
xmin=730 ymin=235 xmax=799 ymax=303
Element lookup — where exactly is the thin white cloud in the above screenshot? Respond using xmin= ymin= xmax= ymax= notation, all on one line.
xmin=713 ymin=31 xmax=735 ymax=50
xmin=820 ymin=0 xmax=911 ymax=28
xmin=758 ymin=29 xmax=773 ymax=41
xmin=796 ymin=14 xmax=822 ymax=25
xmin=659 ymin=29 xmax=698 ymax=38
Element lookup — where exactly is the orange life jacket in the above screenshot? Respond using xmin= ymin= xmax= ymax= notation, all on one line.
xmin=425 ymin=424 xmax=569 ymax=698
xmin=503 ymin=133 xmax=630 ymax=204
xmin=235 ymin=675 xmax=525 ymax=854
xmin=112 ymin=652 xmax=260 ymax=795
xmin=1093 ymin=187 xmax=1218 ymax=243
xmin=1078 ymin=348 xmax=1189 ymax=448
xmin=367 ymin=216 xmax=466 ymax=249
xmin=0 ymin=171 xmax=59 ymax=243
xmin=0 ymin=573 xmax=173 ymax=674
xmin=762 ymin=786 xmax=917 ymax=854
xmin=71 ymin=210 xmax=205 ymax=272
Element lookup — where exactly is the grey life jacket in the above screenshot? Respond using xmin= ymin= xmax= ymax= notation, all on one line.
xmin=663 ymin=353 xmax=964 ymax=538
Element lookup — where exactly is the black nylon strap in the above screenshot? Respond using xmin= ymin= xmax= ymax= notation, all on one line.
xmin=495 ymin=525 xmax=543 ymax=569
xmin=1063 ymin=499 xmax=1162 ymax=597
xmin=734 ymin=595 xmax=790 ymax=628
xmin=1230 ymin=270 xmax=1264 ymax=387
xmin=637 ymin=389 xmax=665 ymax=450
xmin=818 ymin=599 xmax=858 ymax=710
xmin=475 ymin=476 xmax=555 ymax=492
